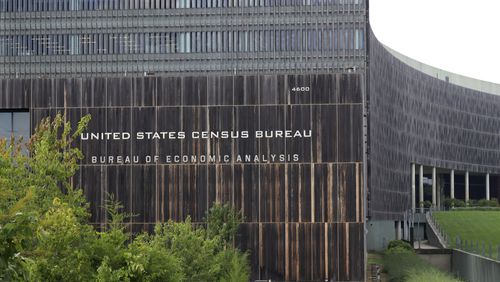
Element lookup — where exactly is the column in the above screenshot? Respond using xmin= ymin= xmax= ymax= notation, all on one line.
xmin=486 ymin=173 xmax=490 ymax=200
xmin=396 ymin=221 xmax=401 ymax=240
xmin=419 ymin=165 xmax=424 ymax=212
xmin=437 ymin=175 xmax=441 ymax=210
xmin=465 ymin=171 xmax=469 ymax=204
xmin=411 ymin=163 xmax=416 ymax=212
xmin=450 ymin=170 xmax=455 ymax=199
xmin=432 ymin=167 xmax=436 ymax=208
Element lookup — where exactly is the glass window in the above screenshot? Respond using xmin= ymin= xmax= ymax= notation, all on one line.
xmin=0 ymin=113 xmax=10 ymax=138
xmin=0 ymin=112 xmax=30 ymax=142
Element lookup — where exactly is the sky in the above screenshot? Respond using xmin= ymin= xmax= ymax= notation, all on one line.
xmin=370 ymin=0 xmax=500 ymax=84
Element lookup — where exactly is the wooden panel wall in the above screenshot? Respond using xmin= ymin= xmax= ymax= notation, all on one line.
xmin=0 ymin=74 xmax=364 ymax=281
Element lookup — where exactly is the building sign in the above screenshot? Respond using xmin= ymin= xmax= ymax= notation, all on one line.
xmin=82 ymin=128 xmax=312 ymax=164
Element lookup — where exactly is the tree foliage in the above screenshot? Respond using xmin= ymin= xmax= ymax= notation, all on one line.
xmin=0 ymin=114 xmax=250 ymax=281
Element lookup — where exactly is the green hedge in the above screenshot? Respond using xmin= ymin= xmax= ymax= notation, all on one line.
xmin=406 ymin=268 xmax=462 ymax=282
xmin=383 ymin=240 xmax=461 ymax=282
xmin=443 ymin=198 xmax=499 ymax=209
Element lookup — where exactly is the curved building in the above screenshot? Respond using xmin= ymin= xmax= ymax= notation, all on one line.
xmin=369 ymin=29 xmax=500 ymax=216
xmin=367 ymin=29 xmax=500 ymax=249
xmin=1 ymin=1 xmax=500 ymax=280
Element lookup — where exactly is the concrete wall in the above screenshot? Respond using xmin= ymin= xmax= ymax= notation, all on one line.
xmin=425 ymin=222 xmax=446 ymax=248
xmin=452 ymin=249 xmax=500 ymax=282
xmin=366 ymin=220 xmax=395 ymax=251
xmin=418 ymin=252 xmax=451 ymax=273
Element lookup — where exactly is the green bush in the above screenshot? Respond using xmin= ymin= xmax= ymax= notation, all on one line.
xmin=385 ymin=247 xmax=414 ymax=255
xmin=387 ymin=240 xmax=413 ymax=252
xmin=383 ymin=253 xmax=428 ymax=282
xmin=383 ymin=252 xmax=462 ymax=282
xmin=423 ymin=200 xmax=432 ymax=208
xmin=476 ymin=199 xmax=499 ymax=207
xmin=0 ymin=114 xmax=251 ymax=282
xmin=406 ymin=268 xmax=462 ymax=282
xmin=453 ymin=199 xmax=466 ymax=208
xmin=383 ymin=240 xmax=462 ymax=282
xmin=443 ymin=198 xmax=466 ymax=209
xmin=443 ymin=198 xmax=452 ymax=209
xmin=385 ymin=240 xmax=414 ymax=256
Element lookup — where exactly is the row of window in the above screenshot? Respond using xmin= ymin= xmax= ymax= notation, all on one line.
xmin=0 ymin=0 xmax=362 ymax=11
xmin=0 ymin=112 xmax=30 ymax=142
xmin=0 ymin=29 xmax=364 ymax=56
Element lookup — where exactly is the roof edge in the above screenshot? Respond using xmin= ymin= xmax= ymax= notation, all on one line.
xmin=381 ymin=43 xmax=500 ymax=96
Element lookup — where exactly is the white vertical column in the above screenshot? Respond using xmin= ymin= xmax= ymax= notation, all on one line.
xmin=465 ymin=171 xmax=469 ymax=204
xmin=396 ymin=221 xmax=401 ymax=240
xmin=450 ymin=170 xmax=455 ymax=199
xmin=432 ymin=167 xmax=436 ymax=208
xmin=419 ymin=165 xmax=424 ymax=212
xmin=486 ymin=173 xmax=490 ymax=200
xmin=411 ymin=163 xmax=416 ymax=212
xmin=437 ymin=176 xmax=441 ymax=210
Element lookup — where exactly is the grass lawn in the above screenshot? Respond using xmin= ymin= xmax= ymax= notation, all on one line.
xmin=434 ymin=211 xmax=500 ymax=258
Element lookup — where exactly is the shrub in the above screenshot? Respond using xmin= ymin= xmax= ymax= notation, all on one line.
xmin=0 ymin=114 xmax=251 ymax=281
xmin=387 ymin=240 xmax=413 ymax=252
xmin=383 ymin=251 xmax=462 ymax=282
xmin=385 ymin=246 xmax=414 ymax=255
xmin=423 ymin=200 xmax=432 ymax=208
xmin=406 ymin=268 xmax=462 ymax=282
xmin=25 ymin=199 xmax=96 ymax=282
xmin=452 ymin=199 xmax=466 ymax=208
xmin=443 ymin=198 xmax=466 ymax=209
xmin=476 ymin=199 xmax=499 ymax=207
xmin=383 ymin=252 xmax=428 ymax=282
xmin=385 ymin=240 xmax=414 ymax=256
xmin=382 ymin=240 xmax=462 ymax=282
xmin=205 ymin=203 xmax=243 ymax=247
xmin=443 ymin=198 xmax=452 ymax=209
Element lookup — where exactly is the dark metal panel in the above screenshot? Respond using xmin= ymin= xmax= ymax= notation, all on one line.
xmin=107 ymin=77 xmax=132 ymax=107
xmin=3 ymin=73 xmax=364 ymax=281
xmin=369 ymin=29 xmax=500 ymax=220
xmin=81 ymin=108 xmax=107 ymax=164
xmin=286 ymin=105 xmax=312 ymax=163
xmin=312 ymin=105 xmax=337 ymax=163
xmin=132 ymin=107 xmax=157 ymax=159
xmin=133 ymin=77 xmax=156 ymax=107
xmin=208 ymin=76 xmax=233 ymax=105
xmin=157 ymin=76 xmax=182 ymax=106
xmin=131 ymin=165 xmax=157 ymax=225
xmin=338 ymin=105 xmax=362 ymax=162
xmin=106 ymin=165 xmax=133 ymax=225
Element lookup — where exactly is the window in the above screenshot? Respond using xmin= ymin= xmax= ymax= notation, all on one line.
xmin=0 ymin=111 xmax=30 ymax=142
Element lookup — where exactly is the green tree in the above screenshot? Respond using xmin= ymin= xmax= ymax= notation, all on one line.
xmin=205 ymin=203 xmax=243 ymax=247
xmin=0 ymin=114 xmax=91 ymax=281
xmin=0 ymin=114 xmax=250 ymax=281
xmin=25 ymin=198 xmax=97 ymax=281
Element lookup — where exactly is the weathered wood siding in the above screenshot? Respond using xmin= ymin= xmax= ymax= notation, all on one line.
xmin=0 ymin=74 xmax=364 ymax=281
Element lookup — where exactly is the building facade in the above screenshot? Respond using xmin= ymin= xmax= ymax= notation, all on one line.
xmin=2 ymin=0 xmax=500 ymax=281
xmin=0 ymin=0 xmax=366 ymax=77
xmin=366 ymin=31 xmax=500 ymax=249
xmin=0 ymin=1 xmax=367 ymax=281
xmin=0 ymin=73 xmax=366 ymax=281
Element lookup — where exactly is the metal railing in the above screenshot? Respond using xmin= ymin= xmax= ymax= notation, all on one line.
xmin=427 ymin=209 xmax=500 ymax=261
